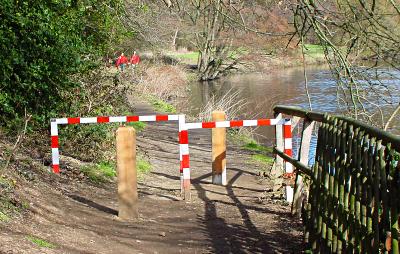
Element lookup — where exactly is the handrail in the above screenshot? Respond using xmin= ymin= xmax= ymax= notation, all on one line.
xmin=273 ymin=148 xmax=313 ymax=177
xmin=274 ymin=105 xmax=400 ymax=150
xmin=273 ymin=105 xmax=326 ymax=122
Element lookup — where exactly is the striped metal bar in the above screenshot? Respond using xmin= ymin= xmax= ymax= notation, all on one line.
xmin=50 ymin=114 xmax=181 ymax=174
xmin=185 ymin=118 xmax=285 ymax=130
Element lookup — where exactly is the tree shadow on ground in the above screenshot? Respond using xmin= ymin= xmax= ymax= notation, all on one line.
xmin=192 ymin=171 xmax=302 ymax=254
xmin=67 ymin=194 xmax=118 ymax=216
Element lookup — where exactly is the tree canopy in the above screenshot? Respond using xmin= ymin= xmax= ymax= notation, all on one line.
xmin=0 ymin=0 xmax=124 ymax=126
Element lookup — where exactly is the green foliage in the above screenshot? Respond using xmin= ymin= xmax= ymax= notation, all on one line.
xmin=228 ymin=129 xmax=256 ymax=145
xmin=165 ymin=51 xmax=199 ymax=65
xmin=26 ymin=236 xmax=56 ymax=248
xmin=0 ymin=0 xmax=125 ymax=127
xmin=80 ymin=155 xmax=151 ymax=183
xmin=149 ymin=97 xmax=177 ymax=113
xmin=251 ymin=154 xmax=274 ymax=164
xmin=243 ymin=141 xmax=273 ymax=153
xmin=302 ymin=44 xmax=325 ymax=58
xmin=0 ymin=211 xmax=10 ymax=222
xmin=126 ymin=121 xmax=147 ymax=132
xmin=137 ymin=155 xmax=152 ymax=176
xmin=80 ymin=161 xmax=116 ymax=183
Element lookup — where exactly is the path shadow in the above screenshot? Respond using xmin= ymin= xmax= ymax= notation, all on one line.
xmin=67 ymin=194 xmax=118 ymax=216
xmin=192 ymin=168 xmax=300 ymax=253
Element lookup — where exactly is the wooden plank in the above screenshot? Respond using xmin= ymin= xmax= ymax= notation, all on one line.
xmin=390 ymin=155 xmax=399 ymax=254
xmin=326 ymin=118 xmax=335 ymax=252
xmin=337 ymin=121 xmax=348 ymax=254
xmin=360 ymin=134 xmax=369 ymax=252
xmin=367 ymin=137 xmax=376 ymax=253
xmin=292 ymin=119 xmax=315 ymax=217
xmin=379 ymin=144 xmax=390 ymax=253
xmin=342 ymin=124 xmax=355 ymax=252
xmin=355 ymin=129 xmax=364 ymax=253
xmin=272 ymin=113 xmax=284 ymax=191
xmin=332 ymin=119 xmax=340 ymax=253
xmin=372 ymin=140 xmax=382 ymax=252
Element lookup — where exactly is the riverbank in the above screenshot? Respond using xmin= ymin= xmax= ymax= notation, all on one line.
xmin=163 ymin=44 xmax=326 ymax=74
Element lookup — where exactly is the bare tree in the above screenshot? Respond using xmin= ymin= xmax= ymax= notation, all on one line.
xmin=291 ymin=0 xmax=400 ymax=130
xmin=161 ymin=0 xmax=248 ymax=80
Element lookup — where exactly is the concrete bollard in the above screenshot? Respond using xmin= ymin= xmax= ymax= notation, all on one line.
xmin=116 ymin=126 xmax=138 ymax=220
xmin=212 ymin=111 xmax=227 ymax=185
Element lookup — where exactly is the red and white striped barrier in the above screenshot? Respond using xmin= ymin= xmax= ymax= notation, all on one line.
xmin=50 ymin=113 xmax=294 ymax=202
xmin=185 ymin=118 xmax=285 ymax=130
xmin=182 ymin=117 xmax=293 ymax=200
xmin=50 ymin=114 xmax=181 ymax=174
xmin=283 ymin=119 xmax=294 ymax=202
xmin=178 ymin=115 xmax=190 ymax=198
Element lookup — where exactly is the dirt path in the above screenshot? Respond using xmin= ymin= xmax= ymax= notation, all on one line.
xmin=0 ymin=100 xmax=303 ymax=254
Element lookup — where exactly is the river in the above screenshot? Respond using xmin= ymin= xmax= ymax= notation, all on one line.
xmin=186 ymin=66 xmax=400 ymax=164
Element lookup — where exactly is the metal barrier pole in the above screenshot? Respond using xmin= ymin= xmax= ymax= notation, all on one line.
xmin=179 ymin=115 xmax=191 ymax=200
xmin=50 ymin=119 xmax=60 ymax=173
xmin=284 ymin=119 xmax=294 ymax=203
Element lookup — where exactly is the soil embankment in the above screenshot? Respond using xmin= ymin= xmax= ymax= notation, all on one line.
xmin=0 ymin=98 xmax=303 ymax=254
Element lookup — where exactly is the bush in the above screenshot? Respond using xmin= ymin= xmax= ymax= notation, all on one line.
xmin=0 ymin=0 xmax=124 ymax=128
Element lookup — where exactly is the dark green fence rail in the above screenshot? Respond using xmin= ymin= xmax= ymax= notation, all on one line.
xmin=274 ymin=106 xmax=400 ymax=254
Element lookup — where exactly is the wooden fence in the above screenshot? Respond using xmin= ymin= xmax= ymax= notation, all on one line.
xmin=274 ymin=106 xmax=400 ymax=254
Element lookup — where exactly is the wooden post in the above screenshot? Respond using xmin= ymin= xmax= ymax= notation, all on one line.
xmin=292 ymin=119 xmax=315 ymax=216
xmin=212 ymin=111 xmax=227 ymax=185
xmin=116 ymin=127 xmax=138 ymax=220
xmin=271 ymin=113 xmax=284 ymax=191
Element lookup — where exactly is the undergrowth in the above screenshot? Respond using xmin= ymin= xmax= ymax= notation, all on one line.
xmin=228 ymin=129 xmax=274 ymax=174
xmin=148 ymin=96 xmax=177 ymax=113
xmin=27 ymin=236 xmax=56 ymax=248
xmin=0 ymin=174 xmax=26 ymax=222
xmin=80 ymin=154 xmax=152 ymax=183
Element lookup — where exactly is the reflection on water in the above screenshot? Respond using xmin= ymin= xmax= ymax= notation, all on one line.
xmin=187 ymin=66 xmax=400 ymax=165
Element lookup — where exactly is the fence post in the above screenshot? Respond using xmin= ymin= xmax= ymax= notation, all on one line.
xmin=284 ymin=119 xmax=294 ymax=203
xmin=212 ymin=111 xmax=227 ymax=185
xmin=116 ymin=126 xmax=139 ymax=220
xmin=292 ymin=119 xmax=315 ymax=216
xmin=272 ymin=113 xmax=284 ymax=191
xmin=179 ymin=115 xmax=191 ymax=200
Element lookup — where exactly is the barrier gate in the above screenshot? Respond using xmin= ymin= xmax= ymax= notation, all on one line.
xmin=50 ymin=114 xmax=294 ymax=201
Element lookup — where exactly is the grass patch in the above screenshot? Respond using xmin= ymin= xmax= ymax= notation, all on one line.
xmin=126 ymin=121 xmax=147 ymax=132
xmin=0 ymin=211 xmax=10 ymax=222
xmin=228 ymin=129 xmax=254 ymax=144
xmin=149 ymin=97 xmax=176 ymax=113
xmin=80 ymin=161 xmax=116 ymax=183
xmin=251 ymin=154 xmax=274 ymax=165
xmin=228 ymin=46 xmax=249 ymax=59
xmin=243 ymin=141 xmax=272 ymax=153
xmin=137 ymin=155 xmax=152 ymax=177
xmin=80 ymin=156 xmax=152 ymax=183
xmin=302 ymin=44 xmax=325 ymax=59
xmin=167 ymin=51 xmax=199 ymax=60
xmin=27 ymin=236 xmax=56 ymax=248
